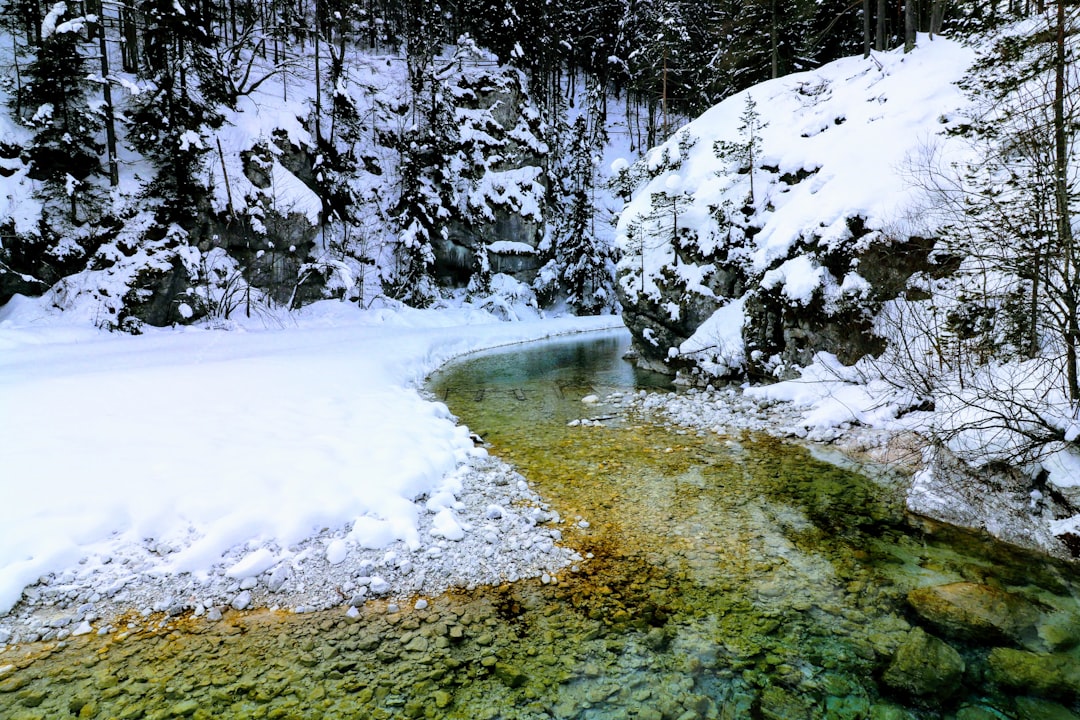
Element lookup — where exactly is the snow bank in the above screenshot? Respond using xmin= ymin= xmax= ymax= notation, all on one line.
xmin=0 ymin=298 xmax=621 ymax=615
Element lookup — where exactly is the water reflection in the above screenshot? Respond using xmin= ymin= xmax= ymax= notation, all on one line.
xmin=2 ymin=331 xmax=1079 ymax=719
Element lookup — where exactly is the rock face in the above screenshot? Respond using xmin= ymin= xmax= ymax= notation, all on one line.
xmin=906 ymin=582 xmax=1041 ymax=645
xmin=616 ymin=219 xmax=947 ymax=380
xmin=429 ymin=69 xmax=547 ymax=289
xmin=881 ymin=627 xmax=965 ymax=700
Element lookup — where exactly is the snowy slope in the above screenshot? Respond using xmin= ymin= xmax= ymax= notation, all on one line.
xmin=0 ymin=297 xmax=621 ymax=615
xmin=614 ymin=34 xmax=974 ymax=371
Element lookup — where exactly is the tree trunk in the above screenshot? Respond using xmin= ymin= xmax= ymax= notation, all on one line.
xmin=930 ymin=0 xmax=945 ymax=36
xmin=864 ymin=0 xmax=872 ymax=56
xmin=95 ymin=12 xmax=119 ymax=186
xmin=904 ymin=0 xmax=916 ymax=52
xmin=876 ymin=0 xmax=886 ymax=50
xmin=1053 ymin=0 xmax=1079 ymax=400
xmin=770 ymin=0 xmax=780 ymax=78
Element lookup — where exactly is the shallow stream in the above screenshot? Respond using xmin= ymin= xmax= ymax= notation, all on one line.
xmin=2 ymin=330 xmax=1079 ymax=719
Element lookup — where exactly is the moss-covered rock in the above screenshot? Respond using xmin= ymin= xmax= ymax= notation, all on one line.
xmin=1013 ymin=696 xmax=1080 ymax=720
xmin=881 ymin=627 xmax=965 ymax=700
xmin=988 ymin=648 xmax=1080 ymax=701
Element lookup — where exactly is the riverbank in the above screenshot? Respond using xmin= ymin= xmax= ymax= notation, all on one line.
xmin=0 ymin=298 xmax=619 ymax=647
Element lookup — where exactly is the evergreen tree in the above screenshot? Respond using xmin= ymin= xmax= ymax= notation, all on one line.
xmin=20 ymin=2 xmax=102 ymax=223
xmin=125 ymin=0 xmax=224 ymax=230
xmin=539 ymin=116 xmax=617 ymax=314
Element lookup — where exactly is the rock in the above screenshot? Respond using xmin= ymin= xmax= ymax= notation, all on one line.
xmin=759 ymin=686 xmax=813 ymax=720
xmin=369 ymin=577 xmax=390 ymax=594
xmin=169 ymin=699 xmax=199 ymax=716
xmin=267 ymin=565 xmax=291 ymax=592
xmin=881 ymin=627 xmax=965 ymax=700
xmin=906 ymin=582 xmax=1041 ymax=643
xmin=494 ymin=662 xmax=528 ymax=688
xmin=988 ymin=648 xmax=1080 ymax=701
xmin=230 ymin=591 xmax=252 ymax=611
xmin=1014 ymin=696 xmax=1080 ymax=720
xmin=1037 ymin=612 xmax=1080 ymax=652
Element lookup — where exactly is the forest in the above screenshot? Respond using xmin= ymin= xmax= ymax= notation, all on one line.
xmin=0 ymin=0 xmax=1000 ymax=327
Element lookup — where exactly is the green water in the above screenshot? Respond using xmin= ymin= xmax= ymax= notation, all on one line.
xmin=2 ymin=330 xmax=1080 ymax=719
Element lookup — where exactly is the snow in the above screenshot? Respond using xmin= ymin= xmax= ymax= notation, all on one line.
xmin=486 ymin=241 xmax=536 ymax=255
xmin=0 ymin=297 xmax=620 ymax=616
xmin=616 ymin=34 xmax=975 ymax=323
xmin=1044 ymin=447 xmax=1080 ymax=489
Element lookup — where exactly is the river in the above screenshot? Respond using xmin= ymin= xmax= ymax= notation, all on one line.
xmin=1 ymin=330 xmax=1078 ymax=719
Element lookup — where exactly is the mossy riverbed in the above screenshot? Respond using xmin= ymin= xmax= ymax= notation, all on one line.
xmin=1 ymin=332 xmax=1078 ymax=719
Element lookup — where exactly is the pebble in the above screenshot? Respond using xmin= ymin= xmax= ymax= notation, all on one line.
xmin=231 ymin=591 xmax=252 ymax=611
xmin=415 ymin=599 xmax=429 ymax=611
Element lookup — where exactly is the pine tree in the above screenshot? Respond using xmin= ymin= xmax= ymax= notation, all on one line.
xmin=125 ymin=0 xmax=224 ymax=230
xmin=713 ymin=93 xmax=766 ymax=205
xmin=20 ymin=2 xmax=102 ymax=223
xmin=540 ymin=116 xmax=617 ymax=314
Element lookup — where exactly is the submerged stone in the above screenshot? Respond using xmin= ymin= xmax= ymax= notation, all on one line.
xmin=881 ymin=627 xmax=964 ymax=700
xmin=906 ymin=582 xmax=1041 ymax=643
xmin=1014 ymin=696 xmax=1080 ymax=720
xmin=988 ymin=648 xmax=1080 ymax=701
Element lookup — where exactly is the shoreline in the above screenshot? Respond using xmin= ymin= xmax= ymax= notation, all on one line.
xmin=4 ymin=371 xmax=1076 ymax=653
xmin=0 ymin=455 xmax=586 ymax=648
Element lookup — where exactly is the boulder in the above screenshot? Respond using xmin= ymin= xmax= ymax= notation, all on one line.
xmin=881 ymin=627 xmax=965 ymax=700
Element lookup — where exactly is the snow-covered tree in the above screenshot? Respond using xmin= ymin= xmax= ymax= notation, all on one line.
xmin=20 ymin=2 xmax=102 ymax=222
xmin=537 ymin=116 xmax=617 ymax=314
xmin=125 ymin=0 xmax=224 ymax=230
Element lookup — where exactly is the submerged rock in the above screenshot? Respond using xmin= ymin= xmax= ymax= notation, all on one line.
xmin=906 ymin=582 xmax=1041 ymax=644
xmin=988 ymin=648 xmax=1080 ymax=701
xmin=881 ymin=627 xmax=965 ymax=700
xmin=1014 ymin=696 xmax=1080 ymax=720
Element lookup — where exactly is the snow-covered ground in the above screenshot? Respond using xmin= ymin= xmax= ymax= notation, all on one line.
xmin=0 ymin=296 xmax=621 ymax=643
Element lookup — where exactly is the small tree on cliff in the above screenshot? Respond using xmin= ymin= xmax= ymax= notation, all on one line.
xmin=714 ymin=93 xmax=766 ymax=205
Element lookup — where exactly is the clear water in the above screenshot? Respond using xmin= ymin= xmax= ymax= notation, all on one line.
xmin=2 ymin=330 xmax=1079 ymax=719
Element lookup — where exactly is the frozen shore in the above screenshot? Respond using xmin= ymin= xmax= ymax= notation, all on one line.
xmin=0 ymin=455 xmax=585 ymax=647
xmin=0 ymin=299 xmax=620 ymax=648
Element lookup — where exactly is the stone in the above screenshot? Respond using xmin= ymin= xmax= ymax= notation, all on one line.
xmin=230 ymin=591 xmax=252 ymax=611
xmin=494 ymin=662 xmax=528 ymax=688
xmin=1014 ymin=696 xmax=1080 ymax=720
xmin=759 ymin=686 xmax=813 ymax=720
xmin=169 ymin=699 xmax=199 ymax=716
xmin=954 ymin=707 xmax=1002 ymax=720
xmin=906 ymin=582 xmax=1041 ymax=643
xmin=881 ymin=628 xmax=965 ymax=700
xmin=988 ymin=648 xmax=1080 ymax=700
